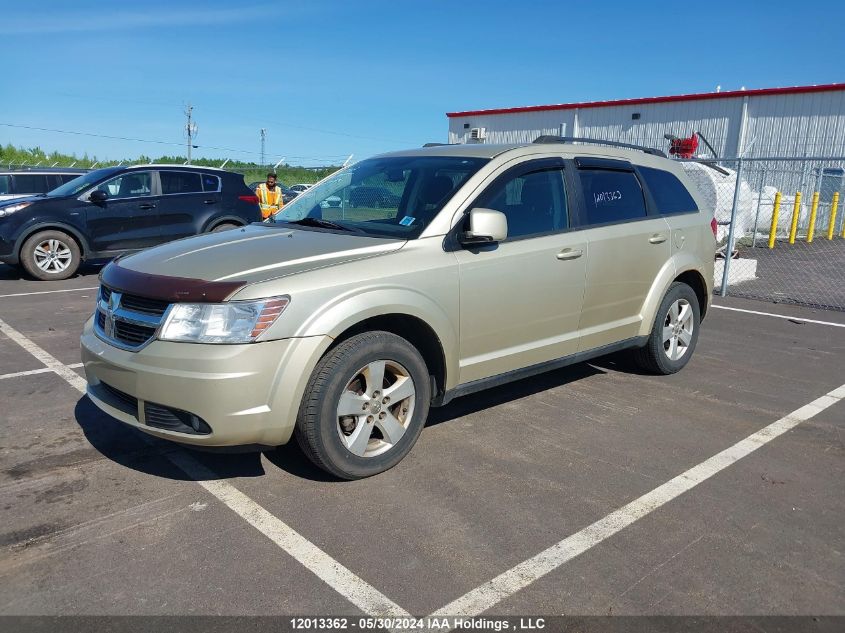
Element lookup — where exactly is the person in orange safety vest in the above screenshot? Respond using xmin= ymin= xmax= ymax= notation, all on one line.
xmin=255 ymin=172 xmax=284 ymax=219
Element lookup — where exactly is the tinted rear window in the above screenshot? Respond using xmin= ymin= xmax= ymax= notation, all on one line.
xmin=0 ymin=175 xmax=9 ymax=194
xmin=578 ymin=169 xmax=647 ymax=225
xmin=160 ymin=171 xmax=203 ymax=194
xmin=12 ymin=174 xmax=50 ymax=194
xmin=640 ymin=167 xmax=698 ymax=214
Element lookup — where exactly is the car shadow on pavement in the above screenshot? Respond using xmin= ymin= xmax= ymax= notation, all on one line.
xmin=426 ymin=362 xmax=603 ymax=427
xmin=74 ymin=397 xmax=267 ymax=481
xmin=0 ymin=261 xmax=104 ymax=281
xmin=74 ymin=362 xmax=608 ymax=484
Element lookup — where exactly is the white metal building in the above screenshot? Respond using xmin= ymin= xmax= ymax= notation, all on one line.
xmin=446 ymin=83 xmax=845 ymax=159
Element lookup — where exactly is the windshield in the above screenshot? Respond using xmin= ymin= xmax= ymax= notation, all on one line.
xmin=47 ymin=168 xmax=120 ymax=197
xmin=272 ymin=156 xmax=488 ymax=238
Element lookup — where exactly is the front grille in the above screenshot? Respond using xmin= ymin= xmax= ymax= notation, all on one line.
xmin=94 ymin=284 xmax=170 ymax=351
xmin=99 ymin=382 xmax=138 ymax=416
xmin=119 ymin=294 xmax=169 ymax=316
xmin=145 ymin=402 xmax=211 ymax=435
xmin=113 ymin=321 xmax=157 ymax=346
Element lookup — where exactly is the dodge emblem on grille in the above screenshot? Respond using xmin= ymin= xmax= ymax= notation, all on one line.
xmin=104 ymin=291 xmax=121 ymax=338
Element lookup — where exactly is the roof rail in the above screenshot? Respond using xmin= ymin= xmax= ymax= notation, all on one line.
xmin=532 ymin=136 xmax=667 ymax=158
xmin=422 ymin=142 xmax=456 ymax=148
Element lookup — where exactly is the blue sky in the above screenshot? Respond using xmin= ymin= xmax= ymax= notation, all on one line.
xmin=2 ymin=0 xmax=843 ymax=165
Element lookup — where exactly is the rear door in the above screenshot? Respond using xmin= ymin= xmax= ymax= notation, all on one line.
xmin=571 ymin=158 xmax=672 ymax=352
xmin=156 ymin=170 xmax=216 ymax=241
xmin=85 ymin=170 xmax=161 ymax=252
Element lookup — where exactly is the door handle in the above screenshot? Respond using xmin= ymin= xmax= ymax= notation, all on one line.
xmin=203 ymin=199 xmax=216 ymax=204
xmin=556 ymin=248 xmax=583 ymax=261
xmin=139 ymin=203 xmax=156 ymax=210
xmin=649 ymin=233 xmax=668 ymax=244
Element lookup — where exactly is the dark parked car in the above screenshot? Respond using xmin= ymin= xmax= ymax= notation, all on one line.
xmin=348 ymin=185 xmax=401 ymax=208
xmin=0 ymin=165 xmax=261 ymax=280
xmin=0 ymin=168 xmax=90 ymax=202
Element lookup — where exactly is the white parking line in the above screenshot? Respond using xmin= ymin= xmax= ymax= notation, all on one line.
xmin=430 ymin=382 xmax=845 ymax=618
xmin=712 ymin=304 xmax=845 ymax=328
xmin=0 ymin=362 xmax=83 ymax=380
xmin=0 ymin=316 xmax=408 ymax=619
xmin=0 ymin=287 xmax=98 ymax=299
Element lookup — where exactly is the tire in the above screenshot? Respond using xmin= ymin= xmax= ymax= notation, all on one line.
xmin=20 ymin=230 xmax=81 ymax=281
xmin=211 ymin=222 xmax=240 ymax=232
xmin=294 ymin=331 xmax=431 ymax=479
xmin=632 ymin=282 xmax=701 ymax=375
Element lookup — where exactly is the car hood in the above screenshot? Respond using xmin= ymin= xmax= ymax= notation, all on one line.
xmin=116 ymin=224 xmax=406 ymax=285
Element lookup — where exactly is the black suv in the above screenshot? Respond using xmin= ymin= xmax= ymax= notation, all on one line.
xmin=0 ymin=165 xmax=261 ymax=280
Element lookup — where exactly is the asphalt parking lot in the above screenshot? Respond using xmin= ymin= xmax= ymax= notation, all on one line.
xmin=0 ymin=262 xmax=843 ymax=619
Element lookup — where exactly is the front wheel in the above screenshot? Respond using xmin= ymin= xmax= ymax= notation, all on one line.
xmin=294 ymin=331 xmax=431 ymax=479
xmin=20 ymin=230 xmax=81 ymax=281
xmin=632 ymin=282 xmax=701 ymax=374
xmin=211 ymin=222 xmax=240 ymax=232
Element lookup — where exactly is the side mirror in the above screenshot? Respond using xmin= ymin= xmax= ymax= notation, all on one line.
xmin=89 ymin=190 xmax=109 ymax=204
xmin=459 ymin=208 xmax=508 ymax=245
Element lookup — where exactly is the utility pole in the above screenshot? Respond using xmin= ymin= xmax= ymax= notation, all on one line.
xmin=185 ymin=103 xmax=198 ymax=164
xmin=260 ymin=128 xmax=267 ymax=168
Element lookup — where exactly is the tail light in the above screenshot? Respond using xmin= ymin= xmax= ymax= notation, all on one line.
xmin=710 ymin=217 xmax=718 ymax=238
xmin=239 ymin=195 xmax=259 ymax=204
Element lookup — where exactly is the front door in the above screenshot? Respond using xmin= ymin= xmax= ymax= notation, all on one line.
xmin=455 ymin=159 xmax=588 ymax=384
xmin=85 ymin=171 xmax=160 ymax=252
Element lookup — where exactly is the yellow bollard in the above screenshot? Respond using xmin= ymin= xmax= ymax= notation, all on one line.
xmin=828 ymin=192 xmax=840 ymax=240
xmin=806 ymin=191 xmax=820 ymax=243
xmin=768 ymin=192 xmax=782 ymax=249
xmin=788 ymin=191 xmax=802 ymax=244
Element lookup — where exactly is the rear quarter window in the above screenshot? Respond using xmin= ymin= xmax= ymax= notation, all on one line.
xmin=639 ymin=167 xmax=698 ymax=214
xmin=202 ymin=174 xmax=221 ymax=192
xmin=0 ymin=175 xmax=10 ymax=194
xmin=578 ymin=169 xmax=647 ymax=225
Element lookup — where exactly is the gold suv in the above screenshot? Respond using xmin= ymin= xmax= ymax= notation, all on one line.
xmin=81 ymin=138 xmax=715 ymax=479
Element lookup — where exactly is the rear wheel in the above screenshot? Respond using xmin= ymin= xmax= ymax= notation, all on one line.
xmin=294 ymin=331 xmax=431 ymax=479
xmin=632 ymin=282 xmax=700 ymax=374
xmin=20 ymin=230 xmax=81 ymax=281
xmin=211 ymin=222 xmax=240 ymax=232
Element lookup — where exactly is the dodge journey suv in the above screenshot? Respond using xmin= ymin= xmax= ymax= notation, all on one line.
xmin=81 ymin=138 xmax=715 ymax=479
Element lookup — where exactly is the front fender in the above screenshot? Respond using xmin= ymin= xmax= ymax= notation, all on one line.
xmin=293 ymin=285 xmax=460 ymax=390
xmin=14 ymin=220 xmax=92 ymax=260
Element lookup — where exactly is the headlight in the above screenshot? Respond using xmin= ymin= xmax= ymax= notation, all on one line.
xmin=159 ymin=296 xmax=289 ymax=343
xmin=0 ymin=201 xmax=32 ymax=218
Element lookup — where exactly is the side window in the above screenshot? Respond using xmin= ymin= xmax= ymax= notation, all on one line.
xmin=12 ymin=174 xmax=50 ymax=194
xmin=59 ymin=174 xmax=80 ymax=184
xmin=578 ymin=169 xmax=646 ymax=225
xmin=160 ymin=171 xmax=203 ymax=195
xmin=0 ymin=175 xmax=10 ymax=195
xmin=201 ymin=173 xmax=221 ymax=192
xmin=639 ymin=167 xmax=698 ymax=215
xmin=476 ymin=168 xmax=567 ymax=239
xmin=97 ymin=172 xmax=153 ymax=199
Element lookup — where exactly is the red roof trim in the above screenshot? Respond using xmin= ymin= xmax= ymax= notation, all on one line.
xmin=446 ymin=83 xmax=845 ymax=118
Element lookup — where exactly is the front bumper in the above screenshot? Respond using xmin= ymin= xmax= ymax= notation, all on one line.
xmin=80 ymin=316 xmax=331 ymax=447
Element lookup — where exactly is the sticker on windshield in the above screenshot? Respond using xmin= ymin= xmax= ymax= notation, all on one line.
xmin=399 ymin=216 xmax=416 ymax=226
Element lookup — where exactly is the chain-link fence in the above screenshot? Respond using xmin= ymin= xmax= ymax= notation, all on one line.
xmin=682 ymin=157 xmax=845 ymax=311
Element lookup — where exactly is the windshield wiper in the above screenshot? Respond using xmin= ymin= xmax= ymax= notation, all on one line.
xmin=285 ymin=217 xmax=363 ymax=233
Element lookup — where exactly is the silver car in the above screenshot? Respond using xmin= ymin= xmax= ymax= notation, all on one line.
xmin=81 ymin=138 xmax=715 ymax=479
